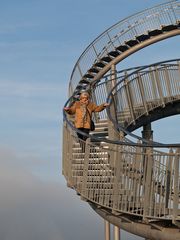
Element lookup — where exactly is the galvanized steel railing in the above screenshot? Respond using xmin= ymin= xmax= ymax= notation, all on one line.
xmin=107 ymin=59 xmax=180 ymax=131
xmin=88 ymin=59 xmax=180 ymax=132
xmin=62 ymin=123 xmax=180 ymax=224
xmin=69 ymin=0 xmax=180 ymax=95
xmin=63 ymin=58 xmax=180 ymax=226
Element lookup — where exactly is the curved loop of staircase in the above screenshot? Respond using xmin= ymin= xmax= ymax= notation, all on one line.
xmin=62 ymin=2 xmax=180 ymax=240
xmin=69 ymin=0 xmax=180 ymax=96
xmin=106 ymin=59 xmax=180 ymax=140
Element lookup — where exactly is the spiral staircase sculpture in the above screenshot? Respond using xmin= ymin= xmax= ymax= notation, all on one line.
xmin=62 ymin=1 xmax=180 ymax=239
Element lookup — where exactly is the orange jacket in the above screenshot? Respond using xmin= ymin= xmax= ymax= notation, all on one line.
xmin=66 ymin=101 xmax=105 ymax=129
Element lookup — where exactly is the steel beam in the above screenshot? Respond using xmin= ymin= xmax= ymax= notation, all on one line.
xmin=92 ymin=204 xmax=180 ymax=240
xmin=105 ymin=220 xmax=110 ymax=240
xmin=114 ymin=225 xmax=120 ymax=240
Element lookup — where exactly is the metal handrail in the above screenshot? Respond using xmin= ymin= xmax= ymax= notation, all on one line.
xmin=106 ymin=58 xmax=180 ymax=145
xmin=62 ymin=121 xmax=180 ymax=223
xmin=63 ymin=59 xmax=180 ymax=148
xmin=69 ymin=0 xmax=180 ymax=94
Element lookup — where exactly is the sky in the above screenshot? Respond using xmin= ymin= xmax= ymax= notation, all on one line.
xmin=0 ymin=0 xmax=179 ymax=240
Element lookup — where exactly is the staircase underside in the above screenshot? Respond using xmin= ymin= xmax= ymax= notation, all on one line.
xmin=121 ymin=100 xmax=180 ymax=132
xmin=91 ymin=203 xmax=180 ymax=240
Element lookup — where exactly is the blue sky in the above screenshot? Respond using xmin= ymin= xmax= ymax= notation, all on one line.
xmin=0 ymin=0 xmax=179 ymax=239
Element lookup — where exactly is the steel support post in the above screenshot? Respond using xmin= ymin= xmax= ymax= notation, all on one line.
xmin=142 ymin=123 xmax=154 ymax=220
xmin=141 ymin=123 xmax=153 ymax=141
xmin=141 ymin=123 xmax=153 ymax=180
xmin=104 ymin=220 xmax=110 ymax=240
xmin=107 ymin=64 xmax=120 ymax=140
xmin=106 ymin=64 xmax=118 ymax=129
xmin=114 ymin=225 xmax=120 ymax=240
xmin=165 ymin=149 xmax=173 ymax=208
xmin=91 ymin=89 xmax=99 ymax=122
xmin=143 ymin=146 xmax=153 ymax=217
xmin=172 ymin=148 xmax=180 ymax=225
xmin=106 ymin=64 xmax=120 ymax=169
xmin=141 ymin=122 xmax=153 ymax=179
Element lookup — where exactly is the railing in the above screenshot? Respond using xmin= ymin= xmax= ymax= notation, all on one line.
xmin=64 ymin=59 xmax=180 ymax=148
xmin=63 ymin=58 xmax=180 ymax=225
xmin=62 ymin=122 xmax=180 ymax=224
xmin=69 ymin=0 xmax=180 ymax=95
xmin=107 ymin=59 xmax=180 ymax=130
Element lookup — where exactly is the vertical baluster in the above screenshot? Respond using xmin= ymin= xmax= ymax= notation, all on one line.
xmin=91 ymin=89 xmax=100 ymax=122
xmin=177 ymin=61 xmax=180 ymax=95
xmin=77 ymin=62 xmax=83 ymax=78
xmin=82 ymin=138 xmax=91 ymax=199
xmin=124 ymin=73 xmax=136 ymax=124
xmin=67 ymin=130 xmax=73 ymax=186
xmin=165 ymin=149 xmax=173 ymax=210
xmin=164 ymin=67 xmax=172 ymax=99
xmin=149 ymin=67 xmax=158 ymax=100
xmin=154 ymin=66 xmax=165 ymax=107
xmin=172 ymin=148 xmax=180 ymax=225
xmin=132 ymin=141 xmax=142 ymax=212
xmin=62 ymin=121 xmax=67 ymax=176
xmin=112 ymin=144 xmax=121 ymax=212
xmin=137 ymin=72 xmax=149 ymax=115
xmin=143 ymin=148 xmax=153 ymax=221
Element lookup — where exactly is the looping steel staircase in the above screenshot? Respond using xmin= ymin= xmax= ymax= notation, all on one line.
xmin=62 ymin=1 xmax=180 ymax=240
xmin=69 ymin=0 xmax=180 ymax=96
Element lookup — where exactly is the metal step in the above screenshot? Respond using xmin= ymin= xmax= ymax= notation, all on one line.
xmin=101 ymin=56 xmax=113 ymax=63
xmin=148 ymin=28 xmax=162 ymax=37
xmin=89 ymin=67 xmax=100 ymax=73
xmin=79 ymin=78 xmax=91 ymax=84
xmin=72 ymin=163 xmax=111 ymax=170
xmin=72 ymin=158 xmax=109 ymax=164
xmin=109 ymin=50 xmax=120 ymax=57
xmin=94 ymin=61 xmax=106 ymax=68
xmin=136 ymin=33 xmax=150 ymax=42
xmin=116 ymin=44 xmax=129 ymax=52
xmin=83 ymin=73 xmax=94 ymax=78
xmin=161 ymin=24 xmax=178 ymax=32
xmin=125 ymin=39 xmax=139 ymax=47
